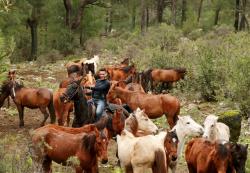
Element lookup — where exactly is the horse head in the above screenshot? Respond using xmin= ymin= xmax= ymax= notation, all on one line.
xmin=111 ymin=109 xmax=126 ymax=135
xmin=203 ymin=114 xmax=218 ymax=140
xmin=60 ymin=77 xmax=84 ymax=103
xmin=8 ymin=70 xmax=16 ymax=81
xmin=176 ymin=116 xmax=204 ymax=137
xmin=165 ymin=129 xmax=179 ymax=162
xmin=95 ymin=129 xmax=109 ymax=164
xmin=133 ymin=108 xmax=158 ymax=135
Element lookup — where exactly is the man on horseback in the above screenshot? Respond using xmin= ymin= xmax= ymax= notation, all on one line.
xmin=85 ymin=68 xmax=110 ymax=121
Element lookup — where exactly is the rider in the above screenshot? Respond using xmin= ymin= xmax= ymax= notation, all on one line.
xmin=85 ymin=68 xmax=110 ymax=121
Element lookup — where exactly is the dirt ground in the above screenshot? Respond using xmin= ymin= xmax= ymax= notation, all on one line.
xmin=0 ymin=61 xmax=249 ymax=173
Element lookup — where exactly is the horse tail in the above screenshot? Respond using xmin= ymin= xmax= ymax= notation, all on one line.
xmin=48 ymin=93 xmax=56 ymax=124
xmin=153 ymin=149 xmax=167 ymax=173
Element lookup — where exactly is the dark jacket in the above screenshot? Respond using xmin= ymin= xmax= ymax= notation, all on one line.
xmin=90 ymin=79 xmax=110 ymax=100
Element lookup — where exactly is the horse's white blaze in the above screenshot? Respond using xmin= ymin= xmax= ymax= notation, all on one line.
xmin=12 ymin=87 xmax=16 ymax=97
xmin=203 ymin=114 xmax=230 ymax=142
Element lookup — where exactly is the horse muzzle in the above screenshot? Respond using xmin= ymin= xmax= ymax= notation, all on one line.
xmin=101 ymin=158 xmax=108 ymax=164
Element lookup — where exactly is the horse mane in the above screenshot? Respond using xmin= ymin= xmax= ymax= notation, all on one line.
xmin=216 ymin=143 xmax=230 ymax=159
xmin=94 ymin=115 xmax=109 ymax=130
xmin=120 ymin=58 xmax=129 ymax=65
xmin=164 ymin=67 xmax=187 ymax=73
xmin=1 ymin=80 xmax=24 ymax=93
xmin=124 ymin=75 xmax=133 ymax=84
xmin=82 ymin=132 xmax=96 ymax=153
xmin=120 ymin=64 xmax=134 ymax=73
xmin=125 ymin=114 xmax=138 ymax=135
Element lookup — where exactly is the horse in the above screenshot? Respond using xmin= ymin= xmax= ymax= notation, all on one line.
xmin=117 ymin=129 xmax=178 ymax=173
xmin=169 ymin=116 xmax=204 ymax=173
xmin=65 ymin=60 xmax=86 ymax=76
xmin=231 ymin=143 xmax=248 ymax=173
xmin=60 ymin=77 xmax=93 ymax=127
xmin=125 ymin=107 xmax=158 ymax=136
xmin=31 ymin=125 xmax=109 ymax=173
xmin=203 ymin=114 xmax=230 ymax=142
xmin=185 ymin=138 xmax=236 ymax=173
xmin=145 ymin=68 xmax=186 ymax=91
xmin=119 ymin=58 xmax=130 ymax=67
xmin=107 ymin=85 xmax=180 ymax=128
xmin=106 ymin=64 xmax=136 ymax=81
xmin=84 ymin=55 xmax=100 ymax=74
xmin=53 ymin=88 xmax=74 ymax=126
xmin=0 ymin=79 xmax=55 ymax=127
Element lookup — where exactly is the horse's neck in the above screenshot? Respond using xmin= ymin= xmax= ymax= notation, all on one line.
xmin=172 ymin=123 xmax=188 ymax=156
xmin=156 ymin=131 xmax=167 ymax=144
xmin=115 ymin=87 xmax=133 ymax=102
xmin=125 ymin=117 xmax=138 ymax=136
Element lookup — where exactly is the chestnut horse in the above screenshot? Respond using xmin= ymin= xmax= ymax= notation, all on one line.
xmin=31 ymin=125 xmax=109 ymax=173
xmin=0 ymin=79 xmax=55 ymax=127
xmin=185 ymin=138 xmax=236 ymax=173
xmin=53 ymin=88 xmax=74 ymax=126
xmin=107 ymin=86 xmax=180 ymax=128
xmin=145 ymin=68 xmax=186 ymax=91
xmin=106 ymin=64 xmax=136 ymax=81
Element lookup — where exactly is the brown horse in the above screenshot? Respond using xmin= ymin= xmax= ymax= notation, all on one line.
xmin=53 ymin=88 xmax=74 ymax=126
xmin=0 ymin=79 xmax=55 ymax=127
xmin=107 ymin=80 xmax=145 ymax=105
xmin=185 ymin=138 xmax=236 ymax=173
xmin=107 ymin=85 xmax=180 ymax=128
xmin=145 ymin=68 xmax=186 ymax=91
xmin=31 ymin=125 xmax=109 ymax=173
xmin=105 ymin=64 xmax=136 ymax=81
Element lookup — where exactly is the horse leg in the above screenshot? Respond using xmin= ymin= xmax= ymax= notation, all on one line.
xmin=39 ymin=107 xmax=49 ymax=127
xmin=16 ymin=105 xmax=24 ymax=127
xmin=42 ymin=156 xmax=52 ymax=173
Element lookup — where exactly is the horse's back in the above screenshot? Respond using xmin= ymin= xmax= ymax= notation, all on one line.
xmin=216 ymin=122 xmax=230 ymax=141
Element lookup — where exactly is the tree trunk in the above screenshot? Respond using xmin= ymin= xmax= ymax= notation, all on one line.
xmin=71 ymin=0 xmax=98 ymax=30
xmin=141 ymin=0 xmax=146 ymax=35
xmin=197 ymin=0 xmax=203 ymax=23
xmin=146 ymin=6 xmax=149 ymax=27
xmin=131 ymin=3 xmax=136 ymax=29
xmin=63 ymin=0 xmax=72 ymax=26
xmin=108 ymin=6 xmax=113 ymax=33
xmin=27 ymin=18 xmax=38 ymax=61
xmin=239 ymin=0 xmax=249 ymax=31
xmin=234 ymin=0 xmax=240 ymax=31
xmin=171 ymin=0 xmax=177 ymax=25
xmin=214 ymin=6 xmax=221 ymax=25
xmin=181 ymin=0 xmax=187 ymax=26
xmin=157 ymin=0 xmax=164 ymax=23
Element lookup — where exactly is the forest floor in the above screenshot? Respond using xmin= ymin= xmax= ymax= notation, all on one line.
xmin=0 ymin=60 xmax=249 ymax=173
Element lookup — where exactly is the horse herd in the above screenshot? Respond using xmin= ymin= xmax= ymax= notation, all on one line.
xmin=0 ymin=56 xmax=248 ymax=173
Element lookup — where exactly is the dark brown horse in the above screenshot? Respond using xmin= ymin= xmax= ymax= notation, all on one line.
xmin=105 ymin=64 xmax=136 ymax=81
xmin=107 ymin=85 xmax=180 ymax=128
xmin=185 ymin=138 xmax=236 ymax=173
xmin=31 ymin=125 xmax=109 ymax=173
xmin=231 ymin=143 xmax=248 ymax=173
xmin=0 ymin=79 xmax=55 ymax=127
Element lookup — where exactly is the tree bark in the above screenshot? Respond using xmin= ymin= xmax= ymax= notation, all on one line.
xmin=239 ymin=0 xmax=249 ymax=30
xmin=197 ymin=0 xmax=203 ymax=23
xmin=181 ymin=0 xmax=187 ymax=26
xmin=171 ymin=0 xmax=177 ymax=25
xmin=214 ymin=6 xmax=221 ymax=25
xmin=157 ymin=0 xmax=164 ymax=23
xmin=131 ymin=3 xmax=136 ymax=29
xmin=141 ymin=0 xmax=146 ymax=35
xmin=63 ymin=0 xmax=72 ymax=26
xmin=146 ymin=6 xmax=149 ymax=27
xmin=234 ymin=0 xmax=240 ymax=31
xmin=27 ymin=18 xmax=38 ymax=61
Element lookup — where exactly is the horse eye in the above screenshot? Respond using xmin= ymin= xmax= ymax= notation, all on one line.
xmin=187 ymin=122 xmax=190 ymax=124
xmin=211 ymin=124 xmax=214 ymax=127
xmin=145 ymin=118 xmax=148 ymax=121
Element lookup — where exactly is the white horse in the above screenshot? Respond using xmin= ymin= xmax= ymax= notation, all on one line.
xmin=170 ymin=115 xmax=204 ymax=173
xmin=203 ymin=114 xmax=230 ymax=142
xmin=125 ymin=107 xmax=158 ymax=136
xmin=84 ymin=55 xmax=100 ymax=73
xmin=117 ymin=129 xmax=178 ymax=173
